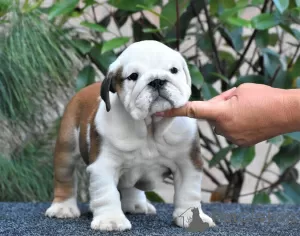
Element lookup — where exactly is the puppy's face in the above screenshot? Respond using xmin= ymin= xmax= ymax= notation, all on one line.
xmin=101 ymin=40 xmax=191 ymax=120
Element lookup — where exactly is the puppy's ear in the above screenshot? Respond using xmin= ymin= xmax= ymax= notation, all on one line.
xmin=180 ymin=55 xmax=192 ymax=87
xmin=100 ymin=72 xmax=116 ymax=112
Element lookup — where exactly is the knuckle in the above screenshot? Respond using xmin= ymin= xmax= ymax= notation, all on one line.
xmin=186 ymin=103 xmax=196 ymax=118
xmin=235 ymin=139 xmax=250 ymax=147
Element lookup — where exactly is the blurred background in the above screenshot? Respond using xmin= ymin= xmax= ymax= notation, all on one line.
xmin=1 ymin=0 xmax=300 ymax=205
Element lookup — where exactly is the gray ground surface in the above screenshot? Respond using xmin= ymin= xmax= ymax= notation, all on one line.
xmin=1 ymin=202 xmax=300 ymax=236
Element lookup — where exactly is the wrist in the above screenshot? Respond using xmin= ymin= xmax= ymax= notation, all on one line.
xmin=281 ymin=88 xmax=300 ymax=133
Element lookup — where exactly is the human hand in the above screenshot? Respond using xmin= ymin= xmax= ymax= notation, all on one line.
xmin=156 ymin=83 xmax=300 ymax=146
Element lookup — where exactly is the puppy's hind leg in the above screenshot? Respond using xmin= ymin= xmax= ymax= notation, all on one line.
xmin=45 ymin=118 xmax=80 ymax=219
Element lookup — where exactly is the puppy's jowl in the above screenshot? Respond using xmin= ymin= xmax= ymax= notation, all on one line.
xmin=45 ymin=40 xmax=215 ymax=231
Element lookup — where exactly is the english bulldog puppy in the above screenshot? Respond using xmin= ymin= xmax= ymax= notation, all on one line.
xmin=45 ymin=40 xmax=215 ymax=231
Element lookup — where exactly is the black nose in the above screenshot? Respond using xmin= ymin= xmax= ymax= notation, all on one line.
xmin=148 ymin=79 xmax=167 ymax=89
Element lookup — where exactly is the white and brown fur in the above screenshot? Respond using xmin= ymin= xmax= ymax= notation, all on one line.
xmin=45 ymin=40 xmax=215 ymax=231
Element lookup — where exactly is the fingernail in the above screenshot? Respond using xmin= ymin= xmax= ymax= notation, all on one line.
xmin=155 ymin=112 xmax=165 ymax=116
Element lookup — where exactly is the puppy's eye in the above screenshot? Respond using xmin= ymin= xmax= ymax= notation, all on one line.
xmin=170 ymin=67 xmax=178 ymax=74
xmin=127 ymin=73 xmax=139 ymax=81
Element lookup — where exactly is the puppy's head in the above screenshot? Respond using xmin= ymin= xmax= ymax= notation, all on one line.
xmin=101 ymin=40 xmax=191 ymax=120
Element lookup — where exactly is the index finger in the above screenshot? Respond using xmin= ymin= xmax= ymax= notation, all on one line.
xmin=156 ymin=101 xmax=222 ymax=119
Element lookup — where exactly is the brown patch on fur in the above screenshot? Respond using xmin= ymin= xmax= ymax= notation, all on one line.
xmin=111 ymin=67 xmax=124 ymax=93
xmin=52 ymin=82 xmax=103 ymax=203
xmin=88 ymin=111 xmax=102 ymax=163
xmin=190 ymin=131 xmax=203 ymax=171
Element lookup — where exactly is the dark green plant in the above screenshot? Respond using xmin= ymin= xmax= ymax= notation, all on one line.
xmin=0 ymin=138 xmax=53 ymax=202
xmin=1 ymin=0 xmax=300 ymax=204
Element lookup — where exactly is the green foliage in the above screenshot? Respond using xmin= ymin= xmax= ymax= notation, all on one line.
xmin=273 ymin=142 xmax=300 ymax=172
xmin=0 ymin=4 xmax=76 ymax=120
xmin=209 ymin=146 xmax=234 ymax=168
xmin=231 ymin=147 xmax=256 ymax=169
xmin=1 ymin=0 xmax=300 ymax=204
xmin=76 ymin=65 xmax=96 ymax=92
xmin=0 ymin=142 xmax=53 ymax=202
xmin=252 ymin=192 xmax=271 ymax=204
xmin=101 ymin=37 xmax=130 ymax=54
xmin=145 ymin=191 xmax=165 ymax=203
xmin=48 ymin=0 xmax=79 ymax=20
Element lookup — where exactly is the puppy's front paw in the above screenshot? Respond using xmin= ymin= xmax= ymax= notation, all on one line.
xmin=122 ymin=200 xmax=156 ymax=215
xmin=45 ymin=198 xmax=80 ymax=218
xmin=173 ymin=207 xmax=215 ymax=229
xmin=91 ymin=214 xmax=132 ymax=231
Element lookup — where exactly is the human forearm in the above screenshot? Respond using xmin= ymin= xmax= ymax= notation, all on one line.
xmin=282 ymin=89 xmax=300 ymax=133
xmin=159 ymin=83 xmax=300 ymax=146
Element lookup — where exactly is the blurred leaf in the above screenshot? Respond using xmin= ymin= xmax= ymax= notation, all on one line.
xmin=234 ymin=75 xmax=266 ymax=87
xmin=282 ymin=182 xmax=300 ymax=204
xmin=133 ymin=18 xmax=162 ymax=42
xmin=284 ymin=132 xmax=300 ymax=142
xmin=209 ymin=73 xmax=230 ymax=84
xmin=252 ymin=0 xmax=265 ymax=4
xmin=76 ymin=65 xmax=95 ymax=92
xmin=89 ymin=45 xmax=117 ymax=74
xmin=146 ymin=191 xmax=165 ymax=203
xmin=109 ymin=0 xmax=159 ymax=11
xmin=84 ymin=0 xmax=97 ymax=6
xmin=273 ymin=0 xmax=289 ymax=13
xmin=209 ymin=146 xmax=233 ymax=168
xmin=231 ymin=147 xmax=255 ymax=169
xmin=197 ymin=32 xmax=213 ymax=54
xmin=291 ymin=56 xmax=300 ymax=79
xmin=280 ymin=24 xmax=300 ymax=40
xmin=273 ymin=142 xmax=300 ymax=172
xmin=252 ymin=192 xmax=271 ymax=204
xmin=219 ymin=26 xmax=244 ymax=51
xmin=99 ymin=15 xmax=111 ymax=28
xmin=143 ymin=27 xmax=167 ymax=33
xmin=219 ymin=3 xmax=248 ymax=19
xmin=189 ymin=64 xmax=204 ymax=89
xmin=81 ymin=21 xmax=108 ymax=33
xmin=101 ymin=37 xmax=129 ymax=54
xmin=269 ymin=33 xmax=280 ymax=46
xmin=22 ymin=0 xmax=44 ymax=13
xmin=262 ymin=48 xmax=288 ymax=87
xmin=190 ymin=86 xmax=202 ymax=101
xmin=210 ymin=0 xmax=236 ymax=16
xmin=268 ymin=135 xmax=284 ymax=147
xmin=273 ymin=190 xmax=294 ymax=203
xmin=201 ymin=83 xmax=219 ymax=100
xmin=201 ymin=64 xmax=219 ymax=84
xmin=255 ymin=30 xmax=269 ymax=48
xmin=114 ymin=9 xmax=131 ymax=27
xmin=296 ymin=77 xmax=300 ymax=88
xmin=226 ymin=16 xmax=252 ymax=28
xmin=160 ymin=0 xmax=189 ymax=29
xmin=165 ymin=0 xmax=205 ymax=48
xmin=72 ymin=39 xmax=92 ymax=55
xmin=48 ymin=0 xmax=79 ymax=20
xmin=251 ymin=13 xmax=282 ymax=30
xmin=0 ymin=0 xmax=10 ymax=17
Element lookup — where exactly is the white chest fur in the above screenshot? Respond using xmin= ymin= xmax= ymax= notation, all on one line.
xmin=93 ymin=94 xmax=197 ymax=190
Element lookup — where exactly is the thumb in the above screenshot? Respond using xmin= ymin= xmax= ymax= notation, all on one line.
xmin=156 ymin=101 xmax=223 ymax=119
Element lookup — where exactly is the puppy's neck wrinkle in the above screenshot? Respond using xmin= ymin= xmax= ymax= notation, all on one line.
xmin=145 ymin=116 xmax=155 ymax=137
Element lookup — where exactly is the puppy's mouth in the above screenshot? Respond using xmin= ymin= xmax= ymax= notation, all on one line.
xmin=152 ymin=92 xmax=174 ymax=108
xmin=132 ymin=77 xmax=186 ymax=119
